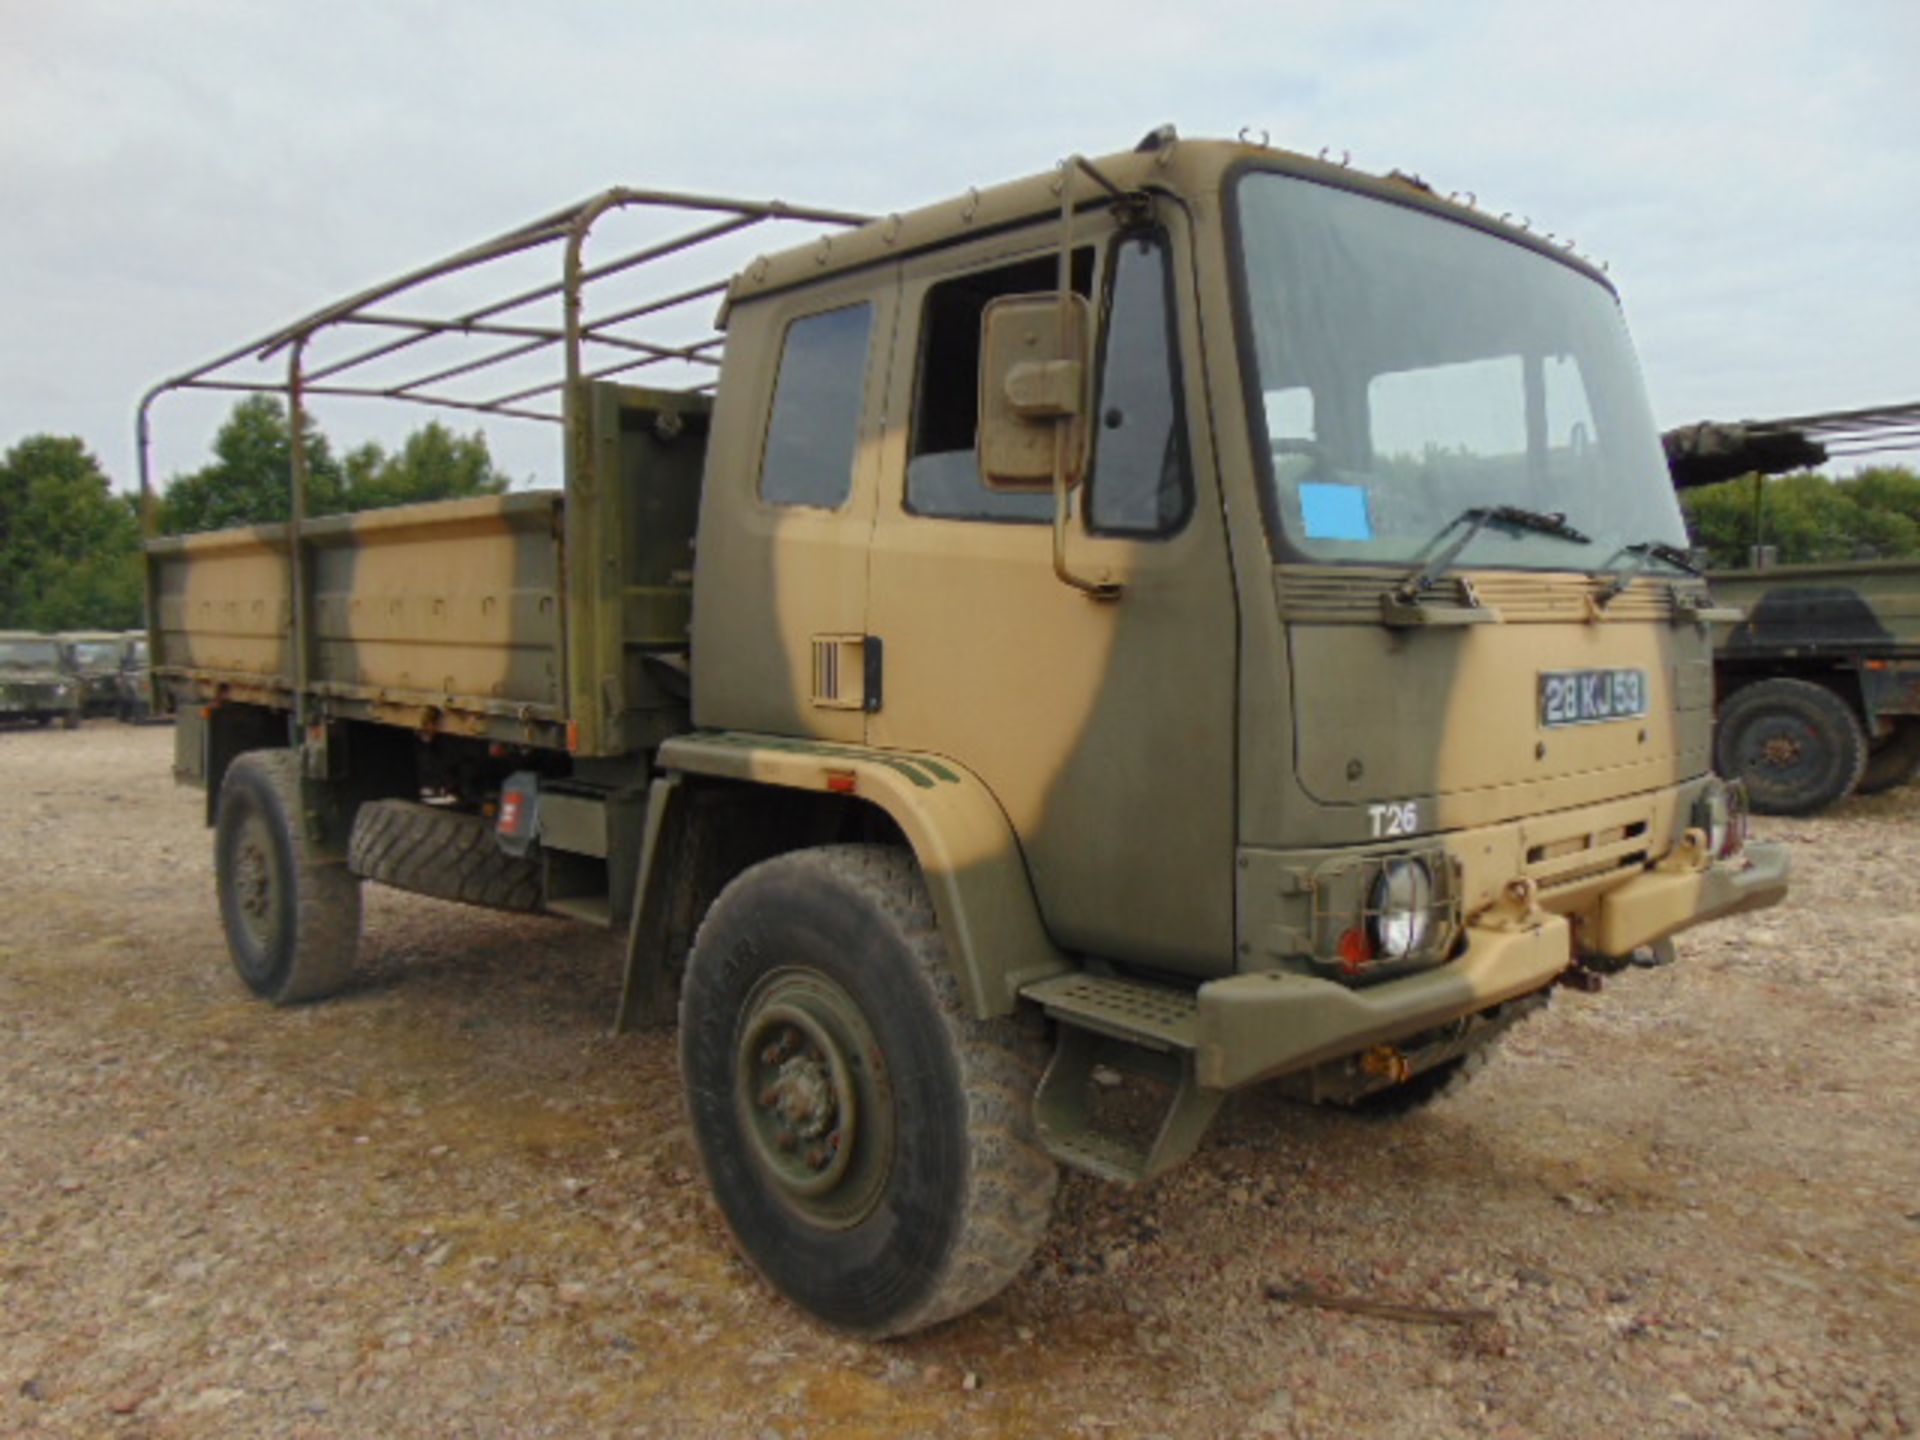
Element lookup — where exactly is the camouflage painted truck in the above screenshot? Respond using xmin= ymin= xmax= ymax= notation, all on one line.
xmin=1666 ymin=415 xmax=1920 ymax=813
xmin=1704 ymin=561 xmax=1920 ymax=811
xmin=140 ymin=132 xmax=1788 ymax=1337
xmin=58 ymin=630 xmax=135 ymax=717
xmin=0 ymin=632 xmax=82 ymax=729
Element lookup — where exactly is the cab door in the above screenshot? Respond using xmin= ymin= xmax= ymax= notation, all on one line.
xmin=691 ymin=271 xmax=897 ymax=739
xmin=865 ymin=214 xmax=1238 ymax=975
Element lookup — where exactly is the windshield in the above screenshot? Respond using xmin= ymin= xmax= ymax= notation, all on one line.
xmin=1235 ymin=172 xmax=1687 ymax=570
xmin=72 ymin=642 xmax=120 ymax=666
xmin=0 ymin=640 xmax=60 ymax=668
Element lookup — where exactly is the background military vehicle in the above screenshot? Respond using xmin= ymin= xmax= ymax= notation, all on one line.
xmin=1667 ymin=407 xmax=1920 ymax=814
xmin=114 ymin=630 xmax=158 ymax=722
xmin=0 ymin=631 xmax=81 ymax=728
xmin=141 ymin=130 xmax=1787 ymax=1336
xmin=58 ymin=630 xmax=134 ymax=717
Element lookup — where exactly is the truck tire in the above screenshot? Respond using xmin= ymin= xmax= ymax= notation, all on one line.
xmin=678 ymin=844 xmax=1058 ymax=1338
xmin=1857 ymin=721 xmax=1920 ymax=796
xmin=347 ymin=798 xmax=543 ymax=913
xmin=215 ymin=750 xmax=361 ymax=1004
xmin=1714 ymin=678 xmax=1868 ymax=816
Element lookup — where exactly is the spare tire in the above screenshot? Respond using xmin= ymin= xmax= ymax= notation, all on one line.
xmin=348 ymin=798 xmax=544 ymax=913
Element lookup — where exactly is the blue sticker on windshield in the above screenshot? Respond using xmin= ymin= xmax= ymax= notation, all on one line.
xmin=1299 ymin=483 xmax=1372 ymax=541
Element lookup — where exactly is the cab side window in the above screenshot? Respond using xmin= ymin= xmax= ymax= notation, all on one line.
xmin=906 ymin=250 xmax=1092 ymax=522
xmin=759 ymin=302 xmax=874 ymax=509
xmin=1087 ymin=232 xmax=1190 ymax=535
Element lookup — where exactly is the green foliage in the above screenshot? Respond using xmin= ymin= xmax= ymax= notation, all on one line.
xmin=0 ymin=400 xmax=515 ymax=630
xmin=1680 ymin=466 xmax=1920 ymax=568
xmin=0 ymin=436 xmax=143 ymax=630
xmin=339 ymin=423 xmax=508 ymax=511
xmin=159 ymin=398 xmax=509 ymax=534
xmin=158 ymin=395 xmax=346 ymax=533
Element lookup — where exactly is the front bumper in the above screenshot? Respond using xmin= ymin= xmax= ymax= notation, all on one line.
xmin=1589 ymin=840 xmax=1789 ymax=957
xmin=1 ymin=695 xmax=68 ymax=716
xmin=1194 ymin=842 xmax=1786 ymax=1093
xmin=1196 ymin=913 xmax=1571 ymax=1091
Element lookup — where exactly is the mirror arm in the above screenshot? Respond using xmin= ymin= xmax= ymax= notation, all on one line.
xmin=1050 ymin=157 xmax=1123 ymax=602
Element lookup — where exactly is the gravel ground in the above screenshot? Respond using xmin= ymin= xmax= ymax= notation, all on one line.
xmin=2 ymin=723 xmax=1915 ymax=1439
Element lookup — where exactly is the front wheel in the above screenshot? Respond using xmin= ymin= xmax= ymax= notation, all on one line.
xmin=678 ymin=845 xmax=1058 ymax=1338
xmin=214 ymin=749 xmax=361 ymax=1004
xmin=1715 ymin=678 xmax=1868 ymax=816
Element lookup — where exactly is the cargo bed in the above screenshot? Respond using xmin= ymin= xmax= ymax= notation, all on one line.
xmin=151 ymin=491 xmax=569 ymax=747
xmin=149 ymin=384 xmax=708 ymax=756
xmin=1709 ymin=557 xmax=1920 ymax=660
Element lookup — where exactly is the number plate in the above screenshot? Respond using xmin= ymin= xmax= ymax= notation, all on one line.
xmin=1539 ymin=668 xmax=1648 ymax=728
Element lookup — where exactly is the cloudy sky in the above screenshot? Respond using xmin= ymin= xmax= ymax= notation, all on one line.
xmin=4 ymin=0 xmax=1917 ymax=492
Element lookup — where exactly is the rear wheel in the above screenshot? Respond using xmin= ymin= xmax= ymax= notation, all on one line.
xmin=678 ymin=845 xmax=1057 ymax=1338
xmin=1857 ymin=721 xmax=1920 ymax=796
xmin=1715 ymin=678 xmax=1868 ymax=816
xmin=215 ymin=749 xmax=360 ymax=1004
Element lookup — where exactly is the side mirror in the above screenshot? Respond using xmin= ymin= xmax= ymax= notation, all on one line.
xmin=978 ymin=292 xmax=1091 ymax=491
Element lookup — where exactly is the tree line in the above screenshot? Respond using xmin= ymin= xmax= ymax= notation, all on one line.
xmin=0 ymin=397 xmax=512 ymax=631
xmin=1679 ymin=465 xmax=1920 ymax=568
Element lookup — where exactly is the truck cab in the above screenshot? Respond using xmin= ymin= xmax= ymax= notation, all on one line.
xmin=692 ymin=136 xmax=1783 ymax=1055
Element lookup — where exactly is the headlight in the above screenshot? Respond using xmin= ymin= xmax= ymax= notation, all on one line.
xmin=1368 ymin=857 xmax=1435 ymax=961
xmin=54 ymin=683 xmax=69 ymax=697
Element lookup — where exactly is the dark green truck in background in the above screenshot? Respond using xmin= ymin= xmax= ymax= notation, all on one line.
xmin=1668 ymin=407 xmax=1920 ymax=814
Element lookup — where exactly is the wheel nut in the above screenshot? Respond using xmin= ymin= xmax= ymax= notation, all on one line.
xmin=806 ymin=1146 xmax=827 ymax=1170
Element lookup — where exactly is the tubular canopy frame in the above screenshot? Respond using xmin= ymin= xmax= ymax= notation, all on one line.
xmin=136 ymin=186 xmax=870 ymax=729
xmin=137 ymin=187 xmax=869 ymax=503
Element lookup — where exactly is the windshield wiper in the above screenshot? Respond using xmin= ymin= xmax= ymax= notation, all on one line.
xmin=1390 ymin=505 xmax=1592 ymax=607
xmin=1591 ymin=539 xmax=1702 ymax=608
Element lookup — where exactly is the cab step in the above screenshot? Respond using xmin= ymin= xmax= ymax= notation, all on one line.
xmin=1021 ymin=972 xmax=1222 ymax=1185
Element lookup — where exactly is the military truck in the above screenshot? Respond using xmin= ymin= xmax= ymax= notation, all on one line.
xmin=114 ymin=631 xmax=159 ymax=723
xmin=1666 ymin=413 xmax=1920 ymax=813
xmin=0 ymin=632 xmax=82 ymax=729
xmin=1705 ymin=562 xmax=1920 ymax=811
xmin=59 ymin=630 xmax=133 ymax=717
xmin=141 ymin=132 xmax=1788 ymax=1337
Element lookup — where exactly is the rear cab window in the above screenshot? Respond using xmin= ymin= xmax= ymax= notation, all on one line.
xmin=758 ymin=302 xmax=875 ymax=509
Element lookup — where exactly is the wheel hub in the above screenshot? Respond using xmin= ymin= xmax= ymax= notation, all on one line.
xmin=232 ymin=819 xmax=278 ymax=947
xmin=769 ymin=1050 xmax=836 ymax=1139
xmin=1758 ymin=730 xmax=1805 ymax=768
xmin=734 ymin=972 xmax=892 ymax=1227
